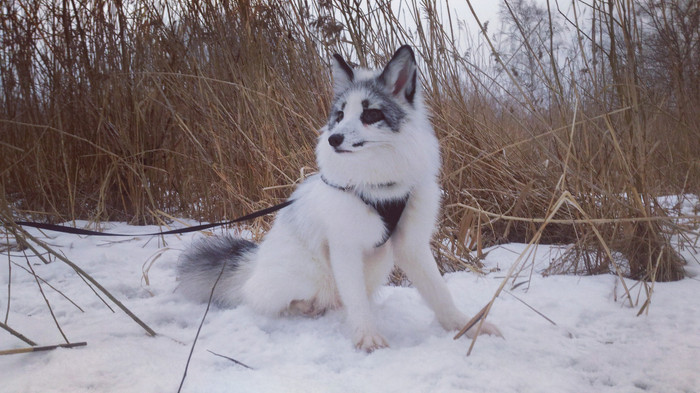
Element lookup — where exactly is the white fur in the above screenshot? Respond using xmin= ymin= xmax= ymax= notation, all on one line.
xmin=178 ymin=46 xmax=500 ymax=351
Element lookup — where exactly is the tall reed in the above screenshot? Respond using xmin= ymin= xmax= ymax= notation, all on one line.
xmin=2 ymin=0 xmax=696 ymax=281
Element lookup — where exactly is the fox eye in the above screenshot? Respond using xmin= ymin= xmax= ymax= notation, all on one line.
xmin=361 ymin=108 xmax=385 ymax=125
xmin=336 ymin=111 xmax=344 ymax=123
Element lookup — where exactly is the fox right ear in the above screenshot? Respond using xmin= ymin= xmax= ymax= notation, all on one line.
xmin=378 ymin=45 xmax=417 ymax=104
xmin=331 ymin=54 xmax=354 ymax=96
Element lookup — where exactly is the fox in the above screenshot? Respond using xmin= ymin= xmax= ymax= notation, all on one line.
xmin=177 ymin=45 xmax=500 ymax=351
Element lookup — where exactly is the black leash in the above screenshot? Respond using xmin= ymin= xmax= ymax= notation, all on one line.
xmin=11 ymin=200 xmax=294 ymax=237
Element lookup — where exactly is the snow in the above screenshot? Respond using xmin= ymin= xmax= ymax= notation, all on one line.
xmin=1 ymin=219 xmax=699 ymax=393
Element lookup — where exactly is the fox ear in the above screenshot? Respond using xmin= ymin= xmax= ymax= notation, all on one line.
xmin=378 ymin=45 xmax=417 ymax=104
xmin=331 ymin=53 xmax=354 ymax=96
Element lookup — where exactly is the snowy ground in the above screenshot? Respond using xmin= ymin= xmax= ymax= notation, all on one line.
xmin=1 ymin=214 xmax=699 ymax=393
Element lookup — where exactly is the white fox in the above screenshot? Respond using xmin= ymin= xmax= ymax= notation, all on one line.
xmin=177 ymin=45 xmax=500 ymax=351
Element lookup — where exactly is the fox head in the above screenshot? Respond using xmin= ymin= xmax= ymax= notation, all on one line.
xmin=323 ymin=45 xmax=418 ymax=154
xmin=316 ymin=45 xmax=439 ymax=191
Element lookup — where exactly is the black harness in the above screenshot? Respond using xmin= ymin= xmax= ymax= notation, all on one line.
xmin=321 ymin=176 xmax=409 ymax=247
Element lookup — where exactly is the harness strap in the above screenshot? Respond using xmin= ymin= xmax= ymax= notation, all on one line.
xmin=321 ymin=175 xmax=409 ymax=246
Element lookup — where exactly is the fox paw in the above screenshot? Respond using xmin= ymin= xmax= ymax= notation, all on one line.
xmin=465 ymin=321 xmax=503 ymax=338
xmin=354 ymin=333 xmax=389 ymax=353
xmin=287 ymin=298 xmax=327 ymax=318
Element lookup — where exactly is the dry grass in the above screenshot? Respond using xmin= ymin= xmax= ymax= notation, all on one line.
xmin=2 ymin=0 xmax=698 ymax=287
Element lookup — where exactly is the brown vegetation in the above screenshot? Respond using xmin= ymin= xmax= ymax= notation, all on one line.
xmin=2 ymin=0 xmax=698 ymax=284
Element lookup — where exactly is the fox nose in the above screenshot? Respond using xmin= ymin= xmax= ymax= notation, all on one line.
xmin=328 ymin=134 xmax=344 ymax=147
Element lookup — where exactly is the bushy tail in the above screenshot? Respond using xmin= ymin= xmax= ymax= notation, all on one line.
xmin=177 ymin=234 xmax=257 ymax=307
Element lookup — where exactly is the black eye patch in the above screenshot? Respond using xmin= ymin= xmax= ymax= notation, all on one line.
xmin=361 ymin=108 xmax=385 ymax=125
xmin=336 ymin=111 xmax=344 ymax=122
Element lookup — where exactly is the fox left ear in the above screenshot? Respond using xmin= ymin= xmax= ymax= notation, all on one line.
xmin=378 ymin=45 xmax=417 ymax=104
xmin=331 ymin=53 xmax=354 ymax=97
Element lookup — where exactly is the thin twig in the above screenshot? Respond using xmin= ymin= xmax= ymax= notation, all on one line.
xmin=24 ymin=257 xmax=70 ymax=344
xmin=448 ymin=204 xmax=697 ymax=225
xmin=0 ymin=321 xmax=38 ymax=346
xmin=4 ymin=231 xmax=11 ymax=323
xmin=454 ymin=303 xmax=488 ymax=340
xmin=72 ymin=266 xmax=115 ymax=313
xmin=207 ymin=350 xmax=254 ymax=370
xmin=504 ymin=290 xmax=557 ymax=326
xmin=177 ymin=260 xmax=228 ymax=392
xmin=0 ymin=342 xmax=87 ymax=356
xmin=11 ymin=261 xmax=84 ymax=312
